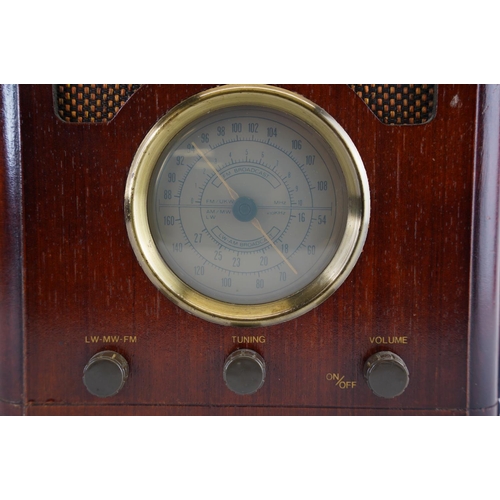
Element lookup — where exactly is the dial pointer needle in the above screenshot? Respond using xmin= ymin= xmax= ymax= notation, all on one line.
xmin=192 ymin=142 xmax=297 ymax=275
xmin=251 ymin=218 xmax=298 ymax=275
xmin=192 ymin=142 xmax=238 ymax=200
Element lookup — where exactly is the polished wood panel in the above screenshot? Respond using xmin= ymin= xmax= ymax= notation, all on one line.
xmin=469 ymin=84 xmax=500 ymax=409
xmin=26 ymin=405 xmax=469 ymax=416
xmin=0 ymin=85 xmax=23 ymax=413
xmin=2 ymin=84 xmax=498 ymax=415
xmin=0 ymin=400 xmax=22 ymax=416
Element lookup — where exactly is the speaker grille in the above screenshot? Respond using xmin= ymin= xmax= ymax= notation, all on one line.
xmin=55 ymin=84 xmax=437 ymax=125
xmin=349 ymin=84 xmax=436 ymax=124
xmin=55 ymin=84 xmax=141 ymax=123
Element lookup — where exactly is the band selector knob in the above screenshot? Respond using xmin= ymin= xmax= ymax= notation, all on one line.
xmin=83 ymin=350 xmax=129 ymax=398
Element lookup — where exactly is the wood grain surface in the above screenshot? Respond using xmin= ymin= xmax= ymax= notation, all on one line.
xmin=1 ymin=84 xmax=497 ymax=415
xmin=0 ymin=85 xmax=23 ymax=412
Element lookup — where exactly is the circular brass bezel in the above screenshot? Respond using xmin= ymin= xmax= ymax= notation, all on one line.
xmin=125 ymin=85 xmax=370 ymax=326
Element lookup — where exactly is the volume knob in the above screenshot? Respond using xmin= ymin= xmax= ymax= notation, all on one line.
xmin=364 ymin=351 xmax=409 ymax=398
xmin=83 ymin=350 xmax=129 ymax=398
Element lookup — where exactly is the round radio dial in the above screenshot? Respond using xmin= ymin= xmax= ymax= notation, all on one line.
xmin=125 ymin=85 xmax=370 ymax=326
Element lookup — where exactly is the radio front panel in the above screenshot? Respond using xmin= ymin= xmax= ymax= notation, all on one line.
xmin=1 ymin=84 xmax=498 ymax=415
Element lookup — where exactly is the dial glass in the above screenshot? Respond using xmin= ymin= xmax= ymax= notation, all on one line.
xmin=148 ymin=106 xmax=347 ymax=305
xmin=126 ymin=85 xmax=369 ymax=325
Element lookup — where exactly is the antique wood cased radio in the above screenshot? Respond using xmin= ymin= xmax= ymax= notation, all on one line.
xmin=1 ymin=84 xmax=498 ymax=415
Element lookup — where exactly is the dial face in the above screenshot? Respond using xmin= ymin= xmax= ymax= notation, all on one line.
xmin=148 ymin=106 xmax=347 ymax=305
xmin=126 ymin=86 xmax=369 ymax=325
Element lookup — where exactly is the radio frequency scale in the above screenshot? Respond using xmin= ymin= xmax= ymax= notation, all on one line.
xmin=125 ymin=86 xmax=369 ymax=326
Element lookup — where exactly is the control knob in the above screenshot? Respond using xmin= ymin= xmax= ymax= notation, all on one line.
xmin=83 ymin=350 xmax=129 ymax=398
xmin=223 ymin=349 xmax=266 ymax=395
xmin=364 ymin=351 xmax=409 ymax=398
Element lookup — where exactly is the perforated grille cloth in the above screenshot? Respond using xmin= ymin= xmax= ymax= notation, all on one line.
xmin=348 ymin=84 xmax=436 ymax=124
xmin=55 ymin=84 xmax=436 ymax=124
xmin=55 ymin=84 xmax=141 ymax=123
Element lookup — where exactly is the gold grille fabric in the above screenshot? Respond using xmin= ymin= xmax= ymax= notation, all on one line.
xmin=349 ymin=84 xmax=436 ymax=124
xmin=55 ymin=84 xmax=436 ymax=125
xmin=56 ymin=84 xmax=141 ymax=123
